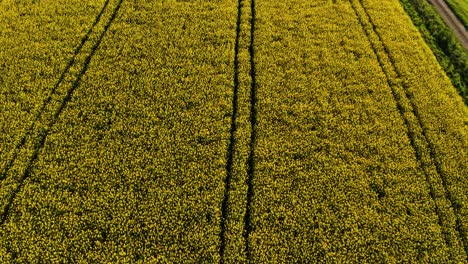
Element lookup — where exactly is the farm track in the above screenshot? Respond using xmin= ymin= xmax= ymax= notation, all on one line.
xmin=429 ymin=0 xmax=468 ymax=50
xmin=244 ymin=0 xmax=257 ymax=262
xmin=0 ymin=0 xmax=124 ymax=225
xmin=0 ymin=0 xmax=111 ymax=181
xmin=351 ymin=0 xmax=467 ymax=258
xmin=220 ymin=0 xmax=257 ymax=261
xmin=351 ymin=0 xmax=450 ymax=249
xmin=219 ymin=0 xmax=243 ymax=262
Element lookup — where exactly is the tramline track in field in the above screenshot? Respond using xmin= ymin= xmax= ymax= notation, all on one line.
xmin=350 ymin=0 xmax=467 ymax=259
xmin=219 ymin=0 xmax=243 ymax=262
xmin=219 ymin=0 xmax=258 ymax=261
xmin=244 ymin=0 xmax=258 ymax=261
xmin=0 ymin=0 xmax=111 ymax=181
xmin=0 ymin=0 xmax=124 ymax=225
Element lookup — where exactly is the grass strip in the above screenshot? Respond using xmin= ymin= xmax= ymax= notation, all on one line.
xmin=445 ymin=0 xmax=468 ymax=29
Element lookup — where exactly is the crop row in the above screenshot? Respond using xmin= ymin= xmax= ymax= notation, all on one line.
xmin=352 ymin=0 xmax=467 ymax=260
xmin=361 ymin=0 xmax=467 ymax=259
xmin=243 ymin=0 xmax=467 ymax=262
xmin=0 ymin=0 xmax=239 ymax=262
xmin=0 ymin=0 xmax=119 ymax=217
xmin=0 ymin=0 xmax=109 ymax=176
xmin=0 ymin=0 xmax=123 ymax=229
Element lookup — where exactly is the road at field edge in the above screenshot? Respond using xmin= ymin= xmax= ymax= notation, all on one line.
xmin=428 ymin=0 xmax=468 ymax=50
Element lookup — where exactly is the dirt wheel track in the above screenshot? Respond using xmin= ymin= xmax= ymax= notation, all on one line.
xmin=428 ymin=0 xmax=468 ymax=50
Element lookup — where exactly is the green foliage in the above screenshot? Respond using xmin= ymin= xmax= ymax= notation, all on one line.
xmin=400 ymin=0 xmax=468 ymax=104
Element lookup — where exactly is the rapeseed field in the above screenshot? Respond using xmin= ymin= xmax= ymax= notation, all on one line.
xmin=0 ymin=0 xmax=467 ymax=262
